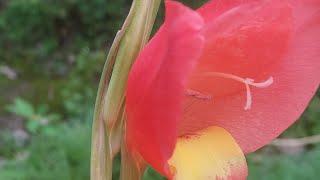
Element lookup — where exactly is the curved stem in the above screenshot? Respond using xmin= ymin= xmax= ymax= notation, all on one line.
xmin=90 ymin=0 xmax=161 ymax=180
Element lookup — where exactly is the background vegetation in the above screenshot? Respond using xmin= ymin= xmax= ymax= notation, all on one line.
xmin=0 ymin=0 xmax=319 ymax=179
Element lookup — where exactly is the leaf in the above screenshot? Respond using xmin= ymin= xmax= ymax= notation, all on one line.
xmin=26 ymin=121 xmax=40 ymax=133
xmin=6 ymin=98 xmax=35 ymax=119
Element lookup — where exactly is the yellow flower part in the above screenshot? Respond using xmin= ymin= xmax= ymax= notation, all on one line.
xmin=168 ymin=126 xmax=247 ymax=180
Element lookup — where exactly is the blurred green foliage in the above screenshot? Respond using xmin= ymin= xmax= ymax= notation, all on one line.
xmin=0 ymin=0 xmax=127 ymax=53
xmin=6 ymin=98 xmax=61 ymax=135
xmin=247 ymin=146 xmax=320 ymax=180
xmin=0 ymin=0 xmax=129 ymax=115
xmin=0 ymin=123 xmax=91 ymax=180
xmin=0 ymin=0 xmax=319 ymax=180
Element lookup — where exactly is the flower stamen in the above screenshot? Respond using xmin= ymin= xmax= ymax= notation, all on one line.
xmin=201 ymin=72 xmax=274 ymax=110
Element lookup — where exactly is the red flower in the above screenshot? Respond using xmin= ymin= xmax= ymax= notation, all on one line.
xmin=126 ymin=0 xmax=320 ymax=179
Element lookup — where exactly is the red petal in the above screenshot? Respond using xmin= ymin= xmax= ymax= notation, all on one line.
xmin=198 ymin=0 xmax=256 ymax=23
xmin=126 ymin=1 xmax=204 ymax=175
xmin=181 ymin=0 xmax=320 ymax=153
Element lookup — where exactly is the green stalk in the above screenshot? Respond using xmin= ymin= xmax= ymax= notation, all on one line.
xmin=90 ymin=1 xmax=161 ymax=180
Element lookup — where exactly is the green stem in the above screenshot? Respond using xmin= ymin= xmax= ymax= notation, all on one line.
xmin=90 ymin=0 xmax=161 ymax=180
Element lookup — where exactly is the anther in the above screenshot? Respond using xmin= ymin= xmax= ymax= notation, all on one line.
xmin=186 ymin=89 xmax=212 ymax=100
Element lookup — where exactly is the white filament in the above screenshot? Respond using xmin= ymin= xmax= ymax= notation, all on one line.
xmin=201 ymin=72 xmax=274 ymax=110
